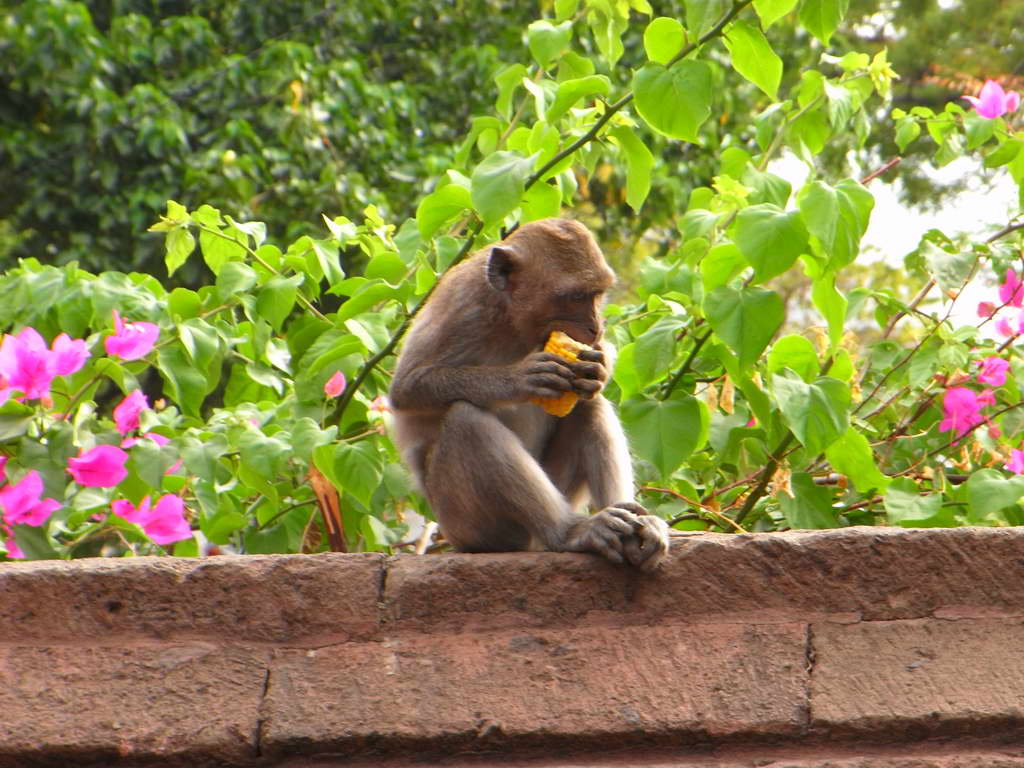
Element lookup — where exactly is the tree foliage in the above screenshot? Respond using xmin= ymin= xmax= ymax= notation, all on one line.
xmin=4 ymin=0 xmax=1024 ymax=560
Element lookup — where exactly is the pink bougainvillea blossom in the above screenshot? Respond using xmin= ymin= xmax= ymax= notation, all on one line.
xmin=977 ymin=301 xmax=997 ymax=318
xmin=938 ymin=387 xmax=985 ymax=439
xmin=67 ymin=445 xmax=129 ymax=487
xmin=113 ymin=390 xmax=149 ymax=436
xmin=0 ymin=329 xmax=54 ymax=400
xmin=977 ymin=388 xmax=997 ymax=407
xmin=964 ymin=80 xmax=1021 ymax=120
xmin=324 ymin=371 xmax=347 ymax=398
xmin=50 ymin=333 xmax=89 ymax=376
xmin=112 ymin=494 xmax=191 ymax=545
xmin=996 ymin=316 xmax=1016 ymax=338
xmin=104 ymin=310 xmax=160 ymax=361
xmin=0 ymin=470 xmax=61 ymax=527
xmin=1007 ymin=449 xmax=1024 ymax=475
xmin=977 ymin=357 xmax=1010 ymax=387
xmin=0 ymin=328 xmax=90 ymax=404
xmin=2 ymin=533 xmax=24 ymax=559
xmin=1000 ymin=269 xmax=1024 ymax=308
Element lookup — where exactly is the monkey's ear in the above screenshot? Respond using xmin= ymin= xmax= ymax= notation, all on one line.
xmin=486 ymin=246 xmax=518 ymax=292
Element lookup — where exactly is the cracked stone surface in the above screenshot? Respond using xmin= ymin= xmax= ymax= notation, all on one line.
xmin=2 ymin=528 xmax=1024 ymax=766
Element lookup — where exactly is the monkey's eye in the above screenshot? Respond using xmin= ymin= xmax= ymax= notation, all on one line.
xmin=566 ymin=291 xmax=590 ymax=303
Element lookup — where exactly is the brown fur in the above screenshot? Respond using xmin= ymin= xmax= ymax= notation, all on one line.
xmin=390 ymin=219 xmax=669 ymax=569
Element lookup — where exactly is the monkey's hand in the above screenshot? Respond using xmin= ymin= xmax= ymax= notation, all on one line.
xmin=512 ymin=352 xmax=577 ymax=401
xmin=567 ymin=346 xmax=608 ymax=400
xmin=564 ymin=504 xmax=669 ymax=571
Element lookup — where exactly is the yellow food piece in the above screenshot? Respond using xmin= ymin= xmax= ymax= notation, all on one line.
xmin=530 ymin=331 xmax=592 ymax=417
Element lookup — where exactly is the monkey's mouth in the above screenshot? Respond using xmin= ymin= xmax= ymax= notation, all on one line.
xmin=546 ymin=325 xmax=600 ymax=347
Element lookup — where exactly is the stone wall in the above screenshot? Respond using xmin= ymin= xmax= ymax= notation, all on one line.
xmin=2 ymin=527 xmax=1024 ymax=767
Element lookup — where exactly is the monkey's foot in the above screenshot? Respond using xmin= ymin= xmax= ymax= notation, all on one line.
xmin=566 ymin=506 xmax=670 ymax=571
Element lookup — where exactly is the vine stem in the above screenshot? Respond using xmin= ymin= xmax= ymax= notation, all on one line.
xmin=734 ymin=434 xmax=794 ymax=524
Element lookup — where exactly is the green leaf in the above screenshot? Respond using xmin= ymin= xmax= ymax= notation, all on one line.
xmin=894 ymin=117 xmax=921 ymax=152
xmin=634 ymin=316 xmax=686 ymax=388
xmin=521 ymin=183 xmax=562 ymax=222
xmin=546 ymin=75 xmax=611 ymax=123
xmin=168 ymin=287 xmax=201 ymax=320
xmin=622 ymin=392 xmax=710 ymax=479
xmin=771 ymin=371 xmax=850 ymax=455
xmin=609 ymin=126 xmax=654 ymax=212
xmin=884 ymin=477 xmax=953 ymax=527
xmin=965 ymin=469 xmax=1024 ymax=525
xmin=700 ymin=243 xmax=746 ymax=291
xmin=256 ymin=275 xmax=301 ymax=332
xmin=215 ymin=261 xmax=257 ymax=302
xmin=318 ymin=441 xmax=384 ymax=509
xmin=527 ymin=20 xmax=573 ymax=67
xmin=198 ymin=226 xmax=245 ymax=277
xmin=799 ymin=0 xmax=849 ymax=45
xmin=494 ymin=63 xmax=528 ymax=119
xmin=704 ymin=285 xmax=784 ymax=369
xmin=632 ymin=60 xmax=712 ymax=143
xmin=723 ymin=19 xmax=782 ymax=99
xmin=643 ymin=17 xmax=685 ymax=65
xmin=778 ymin=472 xmax=839 ymax=529
xmin=754 ymin=0 xmax=799 ymax=26
xmin=734 ymin=204 xmax=808 ymax=283
xmin=797 ymin=179 xmax=874 ymax=269
xmin=921 ymin=239 xmax=975 ymax=295
xmin=12 ymin=525 xmax=61 ymax=560
xmin=470 ymin=151 xmax=535 ymax=224
xmin=767 ymin=335 xmax=819 ymax=383
xmin=157 ymin=346 xmax=209 ymax=418
xmin=334 ymin=280 xmax=406 ymax=323
xmin=825 ymin=428 xmax=890 ymax=494
xmin=0 ymin=401 xmax=34 ymax=441
xmin=812 ymin=275 xmax=847 ymax=350
xmin=416 ymin=184 xmax=473 ymax=240
xmin=686 ymin=0 xmax=729 ymax=38
xmin=165 ymin=227 xmax=195 ymax=278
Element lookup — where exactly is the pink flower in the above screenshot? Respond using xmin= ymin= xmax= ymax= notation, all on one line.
xmin=964 ymin=80 xmax=1021 ymax=120
xmin=0 ymin=329 xmax=54 ymax=401
xmin=1007 ymin=449 xmax=1024 ymax=475
xmin=50 ymin=333 xmax=89 ymax=376
xmin=369 ymin=395 xmax=390 ymax=414
xmin=977 ymin=388 xmax=997 ymax=406
xmin=996 ymin=316 xmax=1015 ymax=338
xmin=67 ymin=445 xmax=129 ymax=487
xmin=989 ymin=425 xmax=1003 ymax=439
xmin=104 ymin=310 xmax=159 ymax=361
xmin=0 ymin=470 xmax=61 ymax=526
xmin=1000 ymin=269 xmax=1024 ymax=308
xmin=977 ymin=357 xmax=1010 ymax=387
xmin=324 ymin=371 xmax=347 ymax=398
xmin=938 ymin=387 xmax=984 ymax=439
xmin=978 ymin=301 xmax=997 ymax=318
xmin=0 ymin=328 xmax=90 ymax=403
xmin=112 ymin=494 xmax=191 ymax=545
xmin=113 ymin=390 xmax=149 ymax=435
xmin=3 ymin=534 xmax=24 ymax=559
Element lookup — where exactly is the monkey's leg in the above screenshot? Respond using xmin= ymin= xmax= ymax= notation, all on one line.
xmin=425 ymin=401 xmax=636 ymax=564
xmin=543 ymin=397 xmax=670 ymax=571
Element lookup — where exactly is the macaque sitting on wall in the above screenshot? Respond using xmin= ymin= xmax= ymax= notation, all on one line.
xmin=390 ymin=219 xmax=669 ymax=570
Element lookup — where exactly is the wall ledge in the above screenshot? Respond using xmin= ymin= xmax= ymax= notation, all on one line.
xmin=2 ymin=527 xmax=1024 ymax=767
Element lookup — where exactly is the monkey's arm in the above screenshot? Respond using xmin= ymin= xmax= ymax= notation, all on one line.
xmin=390 ymin=352 xmax=577 ymax=411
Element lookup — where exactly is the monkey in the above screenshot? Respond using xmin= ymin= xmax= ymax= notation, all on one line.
xmin=389 ymin=218 xmax=670 ymax=570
